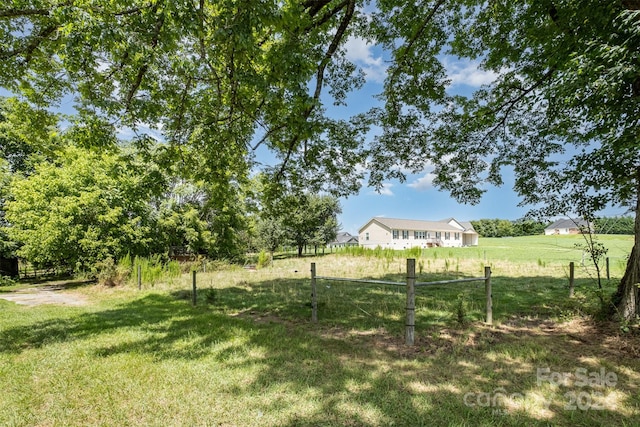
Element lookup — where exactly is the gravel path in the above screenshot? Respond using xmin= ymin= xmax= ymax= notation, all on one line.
xmin=0 ymin=285 xmax=88 ymax=306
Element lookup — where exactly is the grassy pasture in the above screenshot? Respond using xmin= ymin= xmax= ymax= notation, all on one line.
xmin=1 ymin=235 xmax=639 ymax=426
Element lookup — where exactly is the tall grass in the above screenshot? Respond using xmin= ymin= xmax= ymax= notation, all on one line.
xmin=113 ymin=253 xmax=181 ymax=286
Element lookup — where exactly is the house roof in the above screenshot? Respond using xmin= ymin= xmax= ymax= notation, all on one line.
xmin=545 ymin=218 xmax=591 ymax=230
xmin=333 ymin=232 xmax=359 ymax=244
xmin=441 ymin=217 xmax=476 ymax=232
xmin=359 ymin=217 xmax=477 ymax=234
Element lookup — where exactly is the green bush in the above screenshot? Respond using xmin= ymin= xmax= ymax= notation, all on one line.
xmin=453 ymin=292 xmax=470 ymax=327
xmin=257 ymin=250 xmax=271 ymax=268
xmin=0 ymin=275 xmax=15 ymax=287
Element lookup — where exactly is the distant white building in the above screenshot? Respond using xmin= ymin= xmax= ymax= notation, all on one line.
xmin=358 ymin=217 xmax=479 ymax=249
xmin=544 ymin=218 xmax=594 ymax=235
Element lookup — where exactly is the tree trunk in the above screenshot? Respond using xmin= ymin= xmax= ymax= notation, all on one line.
xmin=297 ymin=244 xmax=303 ymax=257
xmin=614 ymin=167 xmax=640 ymax=320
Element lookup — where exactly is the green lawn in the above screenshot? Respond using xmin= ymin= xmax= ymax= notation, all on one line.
xmin=1 ymin=235 xmax=639 ymax=426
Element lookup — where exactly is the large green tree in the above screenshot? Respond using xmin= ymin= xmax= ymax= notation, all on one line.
xmin=0 ymin=159 xmax=14 ymax=258
xmin=157 ymin=176 xmax=249 ymax=261
xmin=5 ymin=145 xmax=165 ymax=271
xmin=3 ymin=1 xmax=640 ymax=319
xmin=0 ymin=97 xmax=61 ymax=175
xmin=360 ymin=1 xmax=640 ymax=319
xmin=255 ymin=217 xmax=286 ymax=256
xmin=413 ymin=1 xmax=640 ymax=320
xmin=266 ymin=192 xmax=341 ymax=257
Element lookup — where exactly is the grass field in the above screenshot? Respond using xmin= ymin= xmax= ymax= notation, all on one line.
xmin=1 ymin=235 xmax=639 ymax=426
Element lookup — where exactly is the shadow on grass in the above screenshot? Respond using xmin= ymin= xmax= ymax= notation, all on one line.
xmin=0 ymin=271 xmax=636 ymax=426
xmin=215 ymin=270 xmax=611 ymax=333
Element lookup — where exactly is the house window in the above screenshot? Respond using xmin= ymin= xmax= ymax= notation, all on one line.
xmin=392 ymin=230 xmax=399 ymax=239
xmin=365 ymin=233 xmax=369 ymax=241
xmin=426 ymin=232 xmax=431 ymax=239
xmin=455 ymin=232 xmax=460 ymax=240
xmin=414 ymin=231 xmax=426 ymax=239
xmin=445 ymin=232 xmax=450 ymax=240
xmin=435 ymin=232 xmax=441 ymax=240
xmin=402 ymin=230 xmax=409 ymax=239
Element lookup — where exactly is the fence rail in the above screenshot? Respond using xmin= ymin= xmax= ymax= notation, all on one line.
xmin=315 ymin=276 xmax=404 ymax=286
xmin=416 ymin=276 xmax=487 ymax=286
xmin=311 ymin=259 xmax=493 ymax=346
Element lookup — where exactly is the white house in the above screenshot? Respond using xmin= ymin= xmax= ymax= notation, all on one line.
xmin=544 ymin=218 xmax=593 ymax=235
xmin=358 ymin=217 xmax=479 ymax=249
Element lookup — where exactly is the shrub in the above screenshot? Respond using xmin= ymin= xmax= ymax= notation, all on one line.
xmin=95 ymin=257 xmax=130 ymax=287
xmin=453 ymin=292 xmax=470 ymax=327
xmin=257 ymin=250 xmax=271 ymax=268
xmin=0 ymin=275 xmax=15 ymax=287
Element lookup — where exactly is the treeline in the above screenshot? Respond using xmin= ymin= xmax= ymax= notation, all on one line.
xmin=471 ymin=217 xmax=634 ymax=238
xmin=593 ymin=216 xmax=635 ymax=235
xmin=0 ymin=98 xmax=341 ymax=276
xmin=470 ymin=219 xmax=547 ymax=238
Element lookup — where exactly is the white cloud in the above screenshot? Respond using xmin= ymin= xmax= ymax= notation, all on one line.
xmin=379 ymin=183 xmax=394 ymax=196
xmin=344 ymin=36 xmax=387 ymax=83
xmin=368 ymin=182 xmax=394 ymax=196
xmin=408 ymin=172 xmax=436 ymax=191
xmin=444 ymin=58 xmax=499 ymax=88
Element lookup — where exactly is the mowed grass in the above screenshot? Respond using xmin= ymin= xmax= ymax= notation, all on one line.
xmin=1 ymin=235 xmax=639 ymax=426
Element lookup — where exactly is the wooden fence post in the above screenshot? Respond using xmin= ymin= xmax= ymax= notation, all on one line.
xmin=192 ymin=270 xmax=197 ymax=306
xmin=484 ymin=266 xmax=492 ymax=325
xmin=311 ymin=263 xmax=318 ymax=323
xmin=569 ymin=262 xmax=575 ymax=298
xmin=406 ymin=259 xmax=416 ymax=346
xmin=606 ymin=257 xmax=610 ymax=280
xmin=137 ymin=264 xmax=142 ymax=290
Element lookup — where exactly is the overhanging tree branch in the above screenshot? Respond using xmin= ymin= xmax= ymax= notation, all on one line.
xmin=0 ymin=9 xmax=50 ymax=18
xmin=124 ymin=2 xmax=166 ymax=109
xmin=276 ymin=0 xmax=355 ymax=179
xmin=479 ymin=68 xmax=555 ymax=142
xmin=0 ymin=24 xmax=58 ymax=61
xmin=387 ymin=0 xmax=446 ymax=89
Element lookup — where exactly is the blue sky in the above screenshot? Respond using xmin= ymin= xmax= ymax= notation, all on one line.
xmin=323 ymin=37 xmax=532 ymax=235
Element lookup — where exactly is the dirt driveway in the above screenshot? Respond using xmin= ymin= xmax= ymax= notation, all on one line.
xmin=0 ymin=282 xmax=89 ymax=307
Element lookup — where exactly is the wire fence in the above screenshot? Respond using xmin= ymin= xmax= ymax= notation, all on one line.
xmin=311 ymin=259 xmax=493 ymax=346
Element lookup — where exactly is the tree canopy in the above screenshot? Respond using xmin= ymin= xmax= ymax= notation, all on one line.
xmin=2 ymin=1 xmax=640 ymax=317
xmin=3 ymin=1 xmax=637 ymax=201
xmin=424 ymin=2 xmax=640 ymax=319
xmin=259 ymin=189 xmax=341 ymax=257
xmin=0 ymin=0 xmax=372 ymax=195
